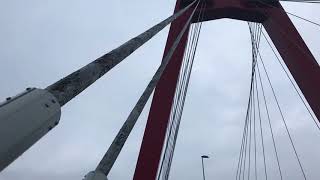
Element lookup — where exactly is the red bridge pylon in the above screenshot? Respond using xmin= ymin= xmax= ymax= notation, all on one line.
xmin=133 ymin=0 xmax=320 ymax=179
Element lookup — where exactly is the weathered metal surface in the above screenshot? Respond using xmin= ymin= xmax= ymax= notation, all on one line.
xmin=83 ymin=171 xmax=108 ymax=180
xmin=46 ymin=1 xmax=197 ymax=106
xmin=0 ymin=88 xmax=61 ymax=172
xmin=94 ymin=1 xmax=199 ymax=176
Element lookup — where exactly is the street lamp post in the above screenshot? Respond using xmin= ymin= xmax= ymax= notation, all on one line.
xmin=201 ymin=155 xmax=209 ymax=180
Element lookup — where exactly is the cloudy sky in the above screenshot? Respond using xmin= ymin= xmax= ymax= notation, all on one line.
xmin=0 ymin=0 xmax=319 ymax=179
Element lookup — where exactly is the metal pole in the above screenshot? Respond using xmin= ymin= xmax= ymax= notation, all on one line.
xmin=201 ymin=155 xmax=209 ymax=180
xmin=201 ymin=157 xmax=206 ymax=180
xmin=93 ymin=1 xmax=199 ymax=176
xmin=46 ymin=0 xmax=197 ymax=107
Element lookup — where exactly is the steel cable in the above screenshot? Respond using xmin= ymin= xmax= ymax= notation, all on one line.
xmin=250 ymin=23 xmax=284 ymax=180
xmin=256 ymin=51 xmax=308 ymax=180
xmin=157 ymin=2 xmax=205 ymax=179
xmin=261 ymin=31 xmax=320 ymax=131
xmin=94 ymin=0 xmax=201 ymax=176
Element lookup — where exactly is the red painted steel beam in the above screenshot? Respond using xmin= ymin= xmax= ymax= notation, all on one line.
xmin=133 ymin=1 xmax=192 ymax=179
xmin=194 ymin=0 xmax=320 ymax=119
xmin=262 ymin=6 xmax=320 ymax=120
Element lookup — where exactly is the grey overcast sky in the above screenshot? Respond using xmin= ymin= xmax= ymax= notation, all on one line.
xmin=0 ymin=0 xmax=319 ymax=179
